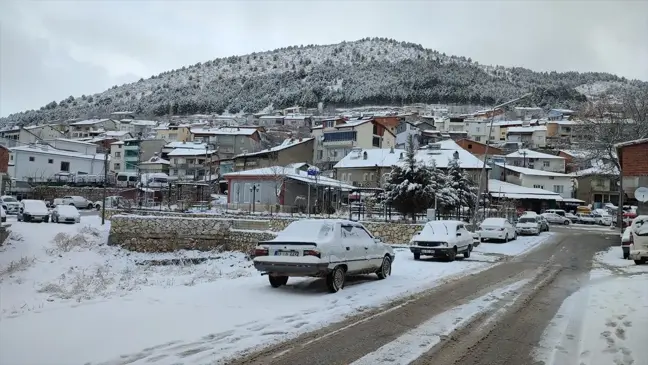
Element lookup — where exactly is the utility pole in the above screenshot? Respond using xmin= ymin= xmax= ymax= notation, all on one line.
xmin=521 ymin=150 xmax=528 ymax=167
xmin=101 ymin=149 xmax=108 ymax=225
xmin=471 ymin=93 xmax=532 ymax=231
xmin=250 ymin=184 xmax=259 ymax=213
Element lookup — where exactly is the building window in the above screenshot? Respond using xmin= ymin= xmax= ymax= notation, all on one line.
xmin=60 ymin=161 xmax=70 ymax=172
xmin=533 ymin=184 xmax=544 ymax=189
xmin=553 ymin=185 xmax=564 ymax=193
xmin=363 ymin=173 xmax=368 ymax=181
xmin=543 ymin=161 xmax=550 ymax=167
xmin=372 ymin=136 xmax=380 ymax=147
xmin=467 ymin=144 xmax=473 ymax=149
xmin=475 ymin=136 xmax=481 ymax=142
xmin=29 ymin=156 xmax=35 ymax=162
xmin=10 ymin=155 xmax=13 ymax=161
xmin=115 ymin=152 xmax=121 ymax=158
xmin=48 ymin=159 xmax=54 ymax=164
xmin=114 ymin=163 xmax=121 ymax=170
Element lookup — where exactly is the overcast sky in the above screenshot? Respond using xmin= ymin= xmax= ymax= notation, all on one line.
xmin=1 ymin=0 xmax=647 ymax=117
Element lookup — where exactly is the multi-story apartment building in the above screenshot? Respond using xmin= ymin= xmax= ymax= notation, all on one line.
xmin=155 ymin=123 xmax=192 ymax=142
xmin=504 ymin=149 xmax=566 ymax=173
xmin=68 ymin=119 xmax=118 ymax=138
xmin=311 ymin=117 xmax=396 ymax=170
xmin=190 ymin=127 xmax=262 ymax=159
xmin=168 ymin=148 xmax=219 ymax=180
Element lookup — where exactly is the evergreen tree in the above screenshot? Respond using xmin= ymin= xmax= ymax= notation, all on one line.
xmin=445 ymin=157 xmax=478 ymax=215
xmin=384 ymin=135 xmax=435 ymax=222
xmin=428 ymin=159 xmax=456 ymax=209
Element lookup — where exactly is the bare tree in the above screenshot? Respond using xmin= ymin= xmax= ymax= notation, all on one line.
xmin=577 ymin=87 xmax=648 ymax=226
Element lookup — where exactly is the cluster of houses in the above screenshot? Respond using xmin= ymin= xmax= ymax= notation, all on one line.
xmin=0 ymin=105 xmax=646 ymax=214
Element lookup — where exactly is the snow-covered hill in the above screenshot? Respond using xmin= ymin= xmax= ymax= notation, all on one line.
xmin=2 ymin=38 xmax=645 ymax=126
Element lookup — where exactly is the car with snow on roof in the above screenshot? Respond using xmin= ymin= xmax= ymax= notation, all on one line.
xmin=253 ymin=219 xmax=395 ymax=293
xmin=409 ymin=220 xmax=473 ymax=261
xmin=628 ymin=215 xmax=648 ymax=265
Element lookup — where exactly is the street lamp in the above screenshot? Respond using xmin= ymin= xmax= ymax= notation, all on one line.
xmin=250 ymin=183 xmax=259 ymax=213
xmin=471 ymin=93 xmax=533 ymax=231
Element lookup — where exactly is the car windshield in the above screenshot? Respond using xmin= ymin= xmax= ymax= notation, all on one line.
xmin=482 ymin=218 xmax=504 ymax=226
xmin=57 ymin=205 xmax=78 ymax=215
xmin=23 ymin=200 xmax=46 ymax=210
xmin=420 ymin=221 xmax=453 ymax=236
xmin=276 ymin=220 xmax=336 ymax=242
xmin=519 ymin=217 xmax=537 ymax=223
xmin=2 ymin=196 xmax=17 ymax=202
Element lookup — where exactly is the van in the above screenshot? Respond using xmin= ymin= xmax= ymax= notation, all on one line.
xmin=116 ymin=172 xmax=138 ymax=187
xmin=545 ymin=209 xmax=566 ymax=217
xmin=139 ymin=173 xmax=169 ymax=189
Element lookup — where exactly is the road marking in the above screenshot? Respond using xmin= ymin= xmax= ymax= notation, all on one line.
xmin=348 ymin=279 xmax=530 ymax=365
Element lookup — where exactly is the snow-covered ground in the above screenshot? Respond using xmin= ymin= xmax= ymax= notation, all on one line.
xmin=535 ymin=247 xmax=648 ymax=365
xmin=0 ymin=216 xmax=553 ymax=365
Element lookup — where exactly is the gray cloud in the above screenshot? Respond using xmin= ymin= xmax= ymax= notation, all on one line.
xmin=1 ymin=0 xmax=647 ymax=117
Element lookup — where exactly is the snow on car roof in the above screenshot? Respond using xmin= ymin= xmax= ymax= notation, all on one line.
xmin=419 ymin=220 xmax=462 ymax=238
xmin=57 ymin=205 xmax=79 ymax=214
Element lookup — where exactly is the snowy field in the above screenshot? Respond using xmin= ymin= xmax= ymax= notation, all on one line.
xmin=535 ymin=247 xmax=648 ymax=365
xmin=0 ymin=216 xmax=552 ymax=365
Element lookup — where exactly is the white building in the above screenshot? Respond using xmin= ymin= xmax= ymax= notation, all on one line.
xmin=118 ymin=119 xmax=158 ymax=138
xmin=110 ymin=141 xmax=125 ymax=172
xmin=394 ymin=121 xmax=420 ymax=149
xmin=9 ymin=144 xmax=107 ymax=182
xmin=506 ymin=125 xmax=547 ymax=148
xmin=494 ymin=163 xmax=572 ymax=198
xmin=504 ymin=149 xmax=566 ymax=173
xmin=167 ymin=148 xmax=218 ymax=180
xmin=19 ymin=125 xmax=65 ymax=144
xmin=68 ymin=119 xmax=118 ymax=138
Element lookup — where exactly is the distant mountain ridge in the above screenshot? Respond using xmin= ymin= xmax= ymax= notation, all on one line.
xmin=2 ymin=37 xmax=646 ymax=126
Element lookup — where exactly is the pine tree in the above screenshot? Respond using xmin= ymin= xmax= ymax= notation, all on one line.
xmin=445 ymin=157 xmax=478 ymax=216
xmin=384 ymin=135 xmax=435 ymax=222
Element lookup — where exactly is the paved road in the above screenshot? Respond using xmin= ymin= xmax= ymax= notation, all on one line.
xmin=226 ymin=229 xmax=613 ymax=365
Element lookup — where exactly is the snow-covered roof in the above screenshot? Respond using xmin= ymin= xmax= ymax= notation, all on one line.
xmin=103 ymin=131 xmax=131 ymax=138
xmin=120 ymin=119 xmax=158 ymax=126
xmin=190 ymin=127 xmax=258 ymax=136
xmin=507 ymin=126 xmax=547 ymax=133
xmin=488 ymin=179 xmax=563 ymax=201
xmin=506 ymin=149 xmax=564 ymax=160
xmin=334 ymin=148 xmax=404 ymax=169
xmin=111 ymin=141 xmax=124 ymax=145
xmin=70 ymin=118 xmax=112 ymax=126
xmin=167 ymin=148 xmax=217 ymax=157
xmin=163 ymin=141 xmax=207 ymax=150
xmin=550 ymin=108 xmax=575 ymax=114
xmin=54 ymin=138 xmax=96 ymax=146
xmin=335 ymin=140 xmax=485 ymax=170
xmin=259 ymin=115 xmax=285 ymax=119
xmin=495 ymin=163 xmax=570 ymax=177
xmin=615 ymin=138 xmax=648 ymax=149
xmin=9 ymin=145 xmax=109 ymax=161
xmin=571 ymin=163 xmax=619 ymax=177
xmin=235 ymin=137 xmax=314 ymax=158
xmin=224 ymin=165 xmax=355 ymax=190
xmin=559 ymin=149 xmax=589 ymax=159
xmin=139 ymin=156 xmax=170 ymax=165
xmin=492 ymin=120 xmax=528 ymax=127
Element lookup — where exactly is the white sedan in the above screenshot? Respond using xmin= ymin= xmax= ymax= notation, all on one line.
xmin=51 ymin=205 xmax=81 ymax=224
xmin=629 ymin=215 xmax=648 ymax=265
xmin=409 ymin=220 xmax=473 ymax=261
xmin=253 ymin=219 xmax=395 ymax=293
xmin=541 ymin=213 xmax=571 ymax=225
xmin=479 ymin=217 xmax=517 ymax=242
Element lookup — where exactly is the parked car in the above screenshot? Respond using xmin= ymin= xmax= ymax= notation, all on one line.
xmin=93 ymin=196 xmax=127 ymax=210
xmin=478 ymin=217 xmax=517 ymax=242
xmin=516 ymin=216 xmax=541 ymax=235
xmin=0 ymin=195 xmax=21 ymax=214
xmin=541 ymin=213 xmax=571 ymax=225
xmin=1 ymin=206 xmax=6 ymax=223
xmin=628 ymin=215 xmax=648 ymax=265
xmin=51 ymin=205 xmax=81 ymax=224
xmin=54 ymin=196 xmax=94 ymax=209
xmin=537 ymin=215 xmax=550 ymax=231
xmin=252 ymin=219 xmax=395 ymax=293
xmin=545 ymin=209 xmax=567 ymax=217
xmin=592 ymin=213 xmax=613 ymax=226
xmin=17 ymin=200 xmax=50 ymax=223
xmin=409 ymin=220 xmax=473 ymax=261
xmin=565 ymin=212 xmax=579 ymax=223
xmin=621 ymin=224 xmax=633 ymax=259
xmin=576 ymin=213 xmax=596 ymax=225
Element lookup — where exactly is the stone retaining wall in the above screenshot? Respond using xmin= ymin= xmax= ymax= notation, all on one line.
xmin=108 ymin=213 xmax=424 ymax=253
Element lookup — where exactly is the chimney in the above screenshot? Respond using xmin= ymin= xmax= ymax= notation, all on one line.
xmin=453 ymin=151 xmax=459 ymax=160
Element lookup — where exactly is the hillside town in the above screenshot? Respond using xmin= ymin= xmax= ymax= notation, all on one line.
xmin=0 ymin=103 xmax=645 ymax=219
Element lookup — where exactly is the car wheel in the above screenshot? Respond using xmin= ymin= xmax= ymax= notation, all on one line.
xmin=69 ymin=203 xmax=75 ymax=206
xmin=268 ymin=275 xmax=288 ymax=288
xmin=87 ymin=203 xmax=94 ymax=210
xmin=376 ymin=256 xmax=392 ymax=279
xmin=326 ymin=266 xmax=346 ymax=293
xmin=43 ymin=216 xmax=49 ymax=223
xmin=463 ymin=245 xmax=472 ymax=258
xmin=504 ymin=234 xmax=509 ymax=243
xmin=447 ymin=247 xmax=457 ymax=262
xmin=413 ymin=252 xmax=421 ymax=260
xmin=95 ymin=204 xmax=101 ymax=211
xmin=564 ymin=220 xmax=570 ymax=225
xmin=634 ymin=259 xmax=647 ymax=265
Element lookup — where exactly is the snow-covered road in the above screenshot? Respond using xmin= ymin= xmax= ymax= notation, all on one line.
xmin=0 ymin=216 xmax=554 ymax=365
xmin=534 ymin=247 xmax=648 ymax=365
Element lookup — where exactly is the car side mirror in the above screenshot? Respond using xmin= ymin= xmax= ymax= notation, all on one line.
xmin=456 ymin=232 xmax=461 ymax=236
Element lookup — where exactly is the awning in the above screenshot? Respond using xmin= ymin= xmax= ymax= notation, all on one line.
xmin=488 ymin=179 xmax=563 ymax=201
xmin=489 ymin=192 xmax=564 ymax=201
xmin=561 ymin=198 xmax=585 ymax=204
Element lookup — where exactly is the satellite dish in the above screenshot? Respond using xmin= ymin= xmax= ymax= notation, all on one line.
xmin=635 ymin=187 xmax=648 ymax=203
